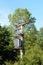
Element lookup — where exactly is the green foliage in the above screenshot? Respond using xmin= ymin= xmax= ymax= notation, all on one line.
xmin=8 ymin=8 xmax=31 ymax=23
xmin=8 ymin=8 xmax=43 ymax=65
xmin=8 ymin=8 xmax=36 ymax=32
xmin=0 ymin=8 xmax=43 ymax=65
xmin=0 ymin=26 xmax=19 ymax=65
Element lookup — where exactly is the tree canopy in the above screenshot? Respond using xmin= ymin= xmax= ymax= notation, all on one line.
xmin=8 ymin=8 xmax=35 ymax=25
xmin=0 ymin=8 xmax=43 ymax=65
xmin=0 ymin=26 xmax=19 ymax=65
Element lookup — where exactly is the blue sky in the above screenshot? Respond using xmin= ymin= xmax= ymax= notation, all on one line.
xmin=0 ymin=0 xmax=43 ymax=30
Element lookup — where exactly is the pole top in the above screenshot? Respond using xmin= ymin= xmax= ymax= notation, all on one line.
xmin=14 ymin=21 xmax=28 ymax=27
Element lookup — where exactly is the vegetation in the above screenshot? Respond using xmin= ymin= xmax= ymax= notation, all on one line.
xmin=0 ymin=26 xmax=19 ymax=65
xmin=0 ymin=8 xmax=43 ymax=65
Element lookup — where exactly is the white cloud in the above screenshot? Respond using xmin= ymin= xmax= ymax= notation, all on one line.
xmin=0 ymin=18 xmax=10 ymax=26
xmin=0 ymin=10 xmax=10 ymax=26
xmin=0 ymin=10 xmax=10 ymax=18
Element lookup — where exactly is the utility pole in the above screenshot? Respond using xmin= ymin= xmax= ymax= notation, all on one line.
xmin=14 ymin=22 xmax=27 ymax=59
